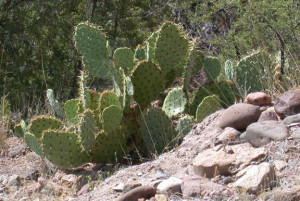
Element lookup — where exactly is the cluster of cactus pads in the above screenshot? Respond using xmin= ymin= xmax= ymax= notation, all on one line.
xmin=15 ymin=21 xmax=275 ymax=169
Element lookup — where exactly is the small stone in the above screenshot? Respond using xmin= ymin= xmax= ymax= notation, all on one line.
xmin=216 ymin=127 xmax=240 ymax=143
xmin=246 ymin=92 xmax=272 ymax=106
xmin=155 ymin=194 xmax=168 ymax=201
xmin=245 ymin=120 xmax=289 ymax=147
xmin=149 ymin=180 xmax=163 ymax=189
xmin=113 ymin=183 xmax=125 ymax=192
xmin=61 ymin=174 xmax=78 ymax=187
xmin=274 ymin=160 xmax=287 ymax=172
xmin=27 ymin=183 xmax=41 ymax=194
xmin=123 ymin=181 xmax=142 ymax=193
xmin=219 ymin=103 xmax=261 ymax=130
xmin=291 ymin=130 xmax=300 ymax=139
xmin=6 ymin=174 xmax=20 ymax=187
xmin=116 ymin=185 xmax=156 ymax=201
xmin=77 ymin=183 xmax=90 ymax=196
xmin=283 ymin=114 xmax=300 ymax=125
xmin=157 ymin=177 xmax=182 ymax=194
xmin=154 ymin=171 xmax=166 ymax=179
xmin=258 ymin=107 xmax=279 ymax=122
xmin=53 ymin=171 xmax=65 ymax=182
xmin=24 ymin=169 xmax=40 ymax=181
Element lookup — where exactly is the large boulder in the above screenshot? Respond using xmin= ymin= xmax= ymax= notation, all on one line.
xmin=219 ymin=103 xmax=261 ymax=130
xmin=244 ymin=120 xmax=289 ymax=147
xmin=274 ymin=88 xmax=300 ymax=118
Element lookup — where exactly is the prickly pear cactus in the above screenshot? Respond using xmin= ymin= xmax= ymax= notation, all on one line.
xmin=131 ymin=61 xmax=165 ymax=109
xmin=188 ymin=81 xmax=238 ymax=115
xmin=47 ymin=89 xmax=64 ymax=118
xmin=162 ymin=88 xmax=187 ymax=118
xmin=236 ymin=51 xmax=273 ymax=94
xmin=74 ymin=22 xmax=112 ymax=78
xmin=113 ymin=47 xmax=136 ymax=71
xmin=102 ymin=105 xmax=123 ymax=133
xmin=203 ymin=57 xmax=221 ymax=81
xmin=134 ymin=45 xmax=146 ymax=61
xmin=139 ymin=108 xmax=175 ymax=154
xmin=176 ymin=115 xmax=194 ymax=137
xmin=28 ymin=116 xmax=64 ymax=139
xmin=64 ymin=99 xmax=81 ymax=125
xmin=99 ymin=90 xmax=121 ymax=114
xmin=146 ymin=32 xmax=158 ymax=62
xmin=42 ymin=130 xmax=90 ymax=169
xmin=25 ymin=132 xmax=44 ymax=156
xmin=91 ymin=129 xmax=126 ymax=163
xmin=14 ymin=120 xmax=26 ymax=137
xmin=196 ymin=94 xmax=221 ymax=122
xmin=224 ymin=60 xmax=235 ymax=81
xmin=183 ymin=47 xmax=205 ymax=92
xmin=155 ymin=21 xmax=189 ymax=73
xmin=78 ymin=110 xmax=98 ymax=151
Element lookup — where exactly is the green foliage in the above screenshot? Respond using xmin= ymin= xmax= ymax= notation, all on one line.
xmin=78 ymin=110 xmax=98 ymax=151
xmin=196 ymin=95 xmax=221 ymax=123
xmin=146 ymin=32 xmax=159 ymax=62
xmin=134 ymin=45 xmax=146 ymax=62
xmin=47 ymin=89 xmax=64 ymax=119
xmin=102 ymin=105 xmax=123 ymax=133
xmin=25 ymin=132 xmax=44 ymax=156
xmin=113 ymin=47 xmax=136 ymax=71
xmin=64 ymin=99 xmax=81 ymax=125
xmin=99 ymin=90 xmax=121 ymax=114
xmin=14 ymin=120 xmax=26 ymax=138
xmin=203 ymin=57 xmax=221 ymax=81
xmin=224 ymin=60 xmax=235 ymax=81
xmin=131 ymin=61 xmax=165 ymax=109
xmin=28 ymin=116 xmax=64 ymax=139
xmin=162 ymin=88 xmax=187 ymax=118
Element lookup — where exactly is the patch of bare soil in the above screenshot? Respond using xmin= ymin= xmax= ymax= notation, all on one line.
xmin=0 ymin=110 xmax=299 ymax=201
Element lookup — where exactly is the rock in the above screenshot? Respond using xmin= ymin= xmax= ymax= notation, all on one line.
xmin=24 ymin=169 xmax=40 ymax=181
xmin=233 ymin=162 xmax=277 ymax=194
xmin=156 ymin=177 xmax=182 ymax=194
xmin=115 ymin=185 xmax=156 ymax=201
xmin=258 ymin=107 xmax=279 ymax=122
xmin=181 ymin=176 xmax=226 ymax=198
xmin=193 ymin=143 xmax=266 ymax=178
xmin=6 ymin=174 xmax=21 ymax=187
xmin=216 ymin=127 xmax=240 ymax=144
xmin=274 ymin=88 xmax=300 ymax=118
xmin=291 ymin=130 xmax=300 ymax=139
xmin=53 ymin=171 xmax=65 ymax=182
xmin=0 ymin=175 xmax=9 ymax=186
xmin=273 ymin=186 xmax=300 ymax=201
xmin=27 ymin=183 xmax=41 ymax=194
xmin=246 ymin=92 xmax=272 ymax=106
xmin=219 ymin=103 xmax=261 ymax=130
xmin=149 ymin=180 xmax=163 ymax=189
xmin=154 ymin=194 xmax=168 ymax=201
xmin=123 ymin=181 xmax=142 ymax=193
xmin=61 ymin=174 xmax=79 ymax=187
xmin=273 ymin=160 xmax=287 ymax=172
xmin=245 ymin=120 xmax=289 ymax=147
xmin=283 ymin=114 xmax=300 ymax=125
xmin=77 ymin=183 xmax=90 ymax=196
xmin=113 ymin=183 xmax=125 ymax=192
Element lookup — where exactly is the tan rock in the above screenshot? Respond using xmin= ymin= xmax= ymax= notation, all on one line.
xmin=258 ymin=107 xmax=279 ymax=122
xmin=233 ymin=162 xmax=277 ymax=194
xmin=157 ymin=177 xmax=182 ymax=194
xmin=274 ymin=88 xmax=300 ymax=118
xmin=116 ymin=185 xmax=156 ymax=201
xmin=247 ymin=92 xmax=272 ymax=106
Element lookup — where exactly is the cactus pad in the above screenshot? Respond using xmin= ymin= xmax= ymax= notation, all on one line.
xmin=134 ymin=45 xmax=146 ymax=61
xmin=203 ymin=57 xmax=221 ymax=81
xmin=188 ymin=81 xmax=238 ymax=115
xmin=131 ymin=61 xmax=165 ymax=109
xmin=176 ymin=116 xmax=194 ymax=137
xmin=102 ymin=105 xmax=123 ymax=133
xmin=78 ymin=110 xmax=98 ymax=150
xmin=74 ymin=22 xmax=111 ymax=78
xmin=46 ymin=89 xmax=64 ymax=118
xmin=28 ymin=116 xmax=64 ymax=139
xmin=99 ymin=90 xmax=121 ymax=114
xmin=146 ymin=32 xmax=158 ymax=62
xmin=224 ymin=60 xmax=235 ymax=81
xmin=196 ymin=94 xmax=221 ymax=122
xmin=64 ymin=99 xmax=81 ymax=125
xmin=25 ymin=132 xmax=44 ymax=156
xmin=14 ymin=120 xmax=26 ymax=137
xmin=162 ymin=88 xmax=187 ymax=117
xmin=113 ymin=47 xmax=136 ymax=71
xmin=139 ymin=108 xmax=175 ymax=154
xmin=42 ymin=130 xmax=90 ymax=169
xmin=91 ymin=129 xmax=126 ymax=163
xmin=155 ymin=21 xmax=189 ymax=73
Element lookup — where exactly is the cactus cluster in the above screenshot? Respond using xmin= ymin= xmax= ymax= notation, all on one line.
xmin=16 ymin=20 xmax=275 ymax=169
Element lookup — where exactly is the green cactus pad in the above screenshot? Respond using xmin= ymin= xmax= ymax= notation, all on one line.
xmin=64 ymin=99 xmax=81 ymax=125
xmin=14 ymin=120 xmax=26 ymax=137
xmin=25 ymin=132 xmax=44 ymax=156
xmin=155 ymin=21 xmax=189 ymax=73
xmin=42 ymin=130 xmax=90 ymax=169
xmin=162 ymin=88 xmax=187 ymax=118
xmin=176 ymin=116 xmax=194 ymax=137
xmin=146 ymin=32 xmax=158 ymax=62
xmin=183 ymin=48 xmax=205 ymax=92
xmin=47 ymin=89 xmax=64 ymax=118
xmin=236 ymin=51 xmax=273 ymax=94
xmin=102 ymin=105 xmax=123 ymax=133
xmin=196 ymin=94 xmax=221 ymax=122
xmin=188 ymin=80 xmax=238 ymax=115
xmin=139 ymin=108 xmax=175 ymax=154
xmin=78 ymin=70 xmax=90 ymax=109
xmin=28 ymin=116 xmax=64 ymax=139
xmin=111 ymin=67 xmax=125 ymax=97
xmin=99 ymin=90 xmax=121 ymax=114
xmin=78 ymin=110 xmax=98 ymax=151
xmin=74 ymin=22 xmax=111 ymax=78
xmin=113 ymin=47 xmax=136 ymax=71
xmin=131 ymin=61 xmax=165 ymax=109
xmin=87 ymin=89 xmax=101 ymax=111
xmin=134 ymin=45 xmax=146 ymax=61
xmin=224 ymin=60 xmax=235 ymax=81
xmin=203 ymin=57 xmax=221 ymax=81
xmin=91 ymin=129 xmax=126 ymax=163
